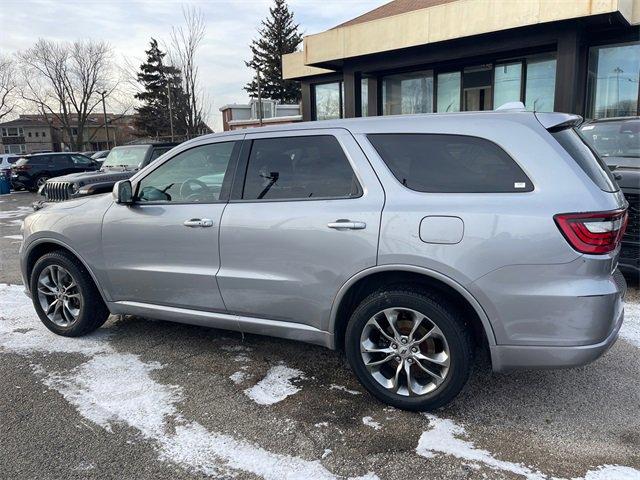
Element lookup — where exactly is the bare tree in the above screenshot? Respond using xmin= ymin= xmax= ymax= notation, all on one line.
xmin=0 ymin=54 xmax=17 ymax=121
xmin=169 ymin=6 xmax=210 ymax=136
xmin=17 ymin=39 xmax=120 ymax=150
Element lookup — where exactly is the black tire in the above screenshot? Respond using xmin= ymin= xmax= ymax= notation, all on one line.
xmin=30 ymin=174 xmax=49 ymax=192
xmin=30 ymin=251 xmax=110 ymax=337
xmin=345 ymin=287 xmax=473 ymax=411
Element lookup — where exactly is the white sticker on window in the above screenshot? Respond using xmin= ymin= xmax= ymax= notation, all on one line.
xmin=514 ymin=182 xmax=527 ymax=189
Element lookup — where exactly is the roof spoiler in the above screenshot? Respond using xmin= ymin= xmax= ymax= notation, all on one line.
xmin=535 ymin=112 xmax=583 ymax=131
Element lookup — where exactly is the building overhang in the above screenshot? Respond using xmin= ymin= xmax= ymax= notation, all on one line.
xmin=283 ymin=0 xmax=640 ymax=80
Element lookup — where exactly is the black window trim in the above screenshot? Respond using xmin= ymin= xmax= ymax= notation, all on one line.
xmin=131 ymin=140 xmax=242 ymax=206
xmin=367 ymin=132 xmax=535 ymax=194
xmin=229 ymin=134 xmax=364 ymax=203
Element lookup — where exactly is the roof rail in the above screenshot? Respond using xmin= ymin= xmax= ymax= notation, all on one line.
xmin=495 ymin=101 xmax=525 ymax=111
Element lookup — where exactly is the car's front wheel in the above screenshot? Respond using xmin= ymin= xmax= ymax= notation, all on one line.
xmin=30 ymin=251 xmax=110 ymax=336
xmin=345 ymin=287 xmax=473 ymax=411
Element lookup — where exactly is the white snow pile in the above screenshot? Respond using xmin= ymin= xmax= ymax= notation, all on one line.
xmin=361 ymin=416 xmax=382 ymax=431
xmin=0 ymin=284 xmax=377 ymax=480
xmin=621 ymin=301 xmax=640 ymax=348
xmin=417 ymin=414 xmax=640 ymax=480
xmin=244 ymin=364 xmax=306 ymax=406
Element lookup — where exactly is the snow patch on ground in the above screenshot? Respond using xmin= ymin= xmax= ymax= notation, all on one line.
xmin=0 ymin=206 xmax=32 ymax=221
xmin=244 ymin=364 xmax=306 ymax=405
xmin=417 ymin=414 xmax=640 ymax=480
xmin=329 ymin=384 xmax=361 ymax=395
xmin=0 ymin=284 xmax=377 ymax=479
xmin=3 ymin=234 xmax=22 ymax=240
xmin=362 ymin=416 xmax=382 ymax=431
xmin=621 ymin=301 xmax=640 ymax=348
xmin=229 ymin=370 xmax=249 ymax=385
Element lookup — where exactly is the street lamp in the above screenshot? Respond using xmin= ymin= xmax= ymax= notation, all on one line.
xmin=100 ymin=90 xmax=111 ymax=150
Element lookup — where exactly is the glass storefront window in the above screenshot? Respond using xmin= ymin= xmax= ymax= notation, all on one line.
xmin=494 ymin=62 xmax=522 ymax=108
xmin=587 ymin=42 xmax=640 ymax=119
xmin=361 ymin=78 xmax=369 ymax=117
xmin=314 ymin=82 xmax=342 ymax=121
xmin=437 ymin=72 xmax=461 ymax=112
xmin=382 ymin=70 xmax=433 ymax=115
xmin=525 ymin=57 xmax=556 ymax=112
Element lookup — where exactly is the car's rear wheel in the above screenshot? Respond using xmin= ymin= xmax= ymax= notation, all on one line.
xmin=30 ymin=251 xmax=110 ymax=336
xmin=31 ymin=175 xmax=49 ymax=192
xmin=345 ymin=287 xmax=473 ymax=411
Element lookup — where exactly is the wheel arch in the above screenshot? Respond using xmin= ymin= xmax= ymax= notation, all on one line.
xmin=24 ymin=238 xmax=111 ymax=306
xmin=329 ymin=265 xmax=497 ymax=353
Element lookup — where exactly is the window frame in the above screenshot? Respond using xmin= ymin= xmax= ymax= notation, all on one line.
xmin=130 ymin=140 xmax=242 ymax=206
xmin=367 ymin=132 xmax=535 ymax=194
xmin=229 ymin=133 xmax=364 ymax=203
xmin=311 ymin=80 xmax=344 ymax=121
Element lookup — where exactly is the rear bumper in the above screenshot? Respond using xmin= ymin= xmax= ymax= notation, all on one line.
xmin=491 ymin=304 xmax=624 ymax=372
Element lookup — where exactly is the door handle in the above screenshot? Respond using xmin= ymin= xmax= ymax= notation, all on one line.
xmin=183 ymin=218 xmax=214 ymax=228
xmin=327 ymin=220 xmax=366 ymax=230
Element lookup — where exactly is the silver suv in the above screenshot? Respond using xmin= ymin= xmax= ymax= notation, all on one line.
xmin=20 ymin=109 xmax=628 ymax=410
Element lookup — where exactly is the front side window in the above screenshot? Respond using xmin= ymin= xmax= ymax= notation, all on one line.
xmin=382 ymin=70 xmax=434 ymax=115
xmin=137 ymin=142 xmax=236 ymax=203
xmin=314 ymin=82 xmax=342 ymax=121
xmin=368 ymin=134 xmax=533 ymax=193
xmin=525 ymin=56 xmax=556 ymax=112
xmin=242 ymin=136 xmax=359 ymax=201
xmin=587 ymin=41 xmax=640 ymax=119
xmin=71 ymin=154 xmax=93 ymax=165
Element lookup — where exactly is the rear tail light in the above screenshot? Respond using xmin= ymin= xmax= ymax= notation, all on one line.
xmin=554 ymin=209 xmax=628 ymax=254
xmin=14 ymin=165 xmax=30 ymax=171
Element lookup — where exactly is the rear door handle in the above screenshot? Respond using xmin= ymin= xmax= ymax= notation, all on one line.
xmin=327 ymin=220 xmax=366 ymax=230
xmin=183 ymin=218 xmax=214 ymax=228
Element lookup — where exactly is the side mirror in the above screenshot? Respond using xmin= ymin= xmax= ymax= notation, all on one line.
xmin=113 ymin=180 xmax=133 ymax=204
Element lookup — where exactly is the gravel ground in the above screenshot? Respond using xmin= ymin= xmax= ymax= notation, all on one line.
xmin=1 ymin=191 xmax=638 ymax=480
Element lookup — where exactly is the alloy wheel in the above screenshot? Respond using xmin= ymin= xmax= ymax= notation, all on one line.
xmin=360 ymin=307 xmax=450 ymax=396
xmin=36 ymin=265 xmax=83 ymax=327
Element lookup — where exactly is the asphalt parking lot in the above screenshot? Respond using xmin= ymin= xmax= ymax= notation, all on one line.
xmin=1 ymin=191 xmax=639 ymax=480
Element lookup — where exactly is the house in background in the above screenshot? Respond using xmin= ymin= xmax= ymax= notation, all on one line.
xmin=220 ymin=99 xmax=301 ymax=131
xmin=282 ymin=0 xmax=640 ymax=121
xmin=0 ymin=114 xmax=138 ymax=153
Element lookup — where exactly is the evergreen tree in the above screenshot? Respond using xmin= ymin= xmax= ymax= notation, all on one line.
xmin=134 ymin=39 xmax=187 ymax=138
xmin=245 ymin=0 xmax=302 ymax=104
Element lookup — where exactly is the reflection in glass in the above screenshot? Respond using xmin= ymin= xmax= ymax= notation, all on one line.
xmin=314 ymin=82 xmax=342 ymax=120
xmin=494 ymin=62 xmax=522 ymax=108
xmin=525 ymin=57 xmax=556 ymax=112
xmin=587 ymin=42 xmax=640 ymax=119
xmin=437 ymin=72 xmax=461 ymax=112
xmin=382 ymin=70 xmax=433 ymax=115
xmin=361 ymin=78 xmax=369 ymax=117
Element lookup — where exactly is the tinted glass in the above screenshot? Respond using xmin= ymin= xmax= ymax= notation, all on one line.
xmin=587 ymin=42 xmax=640 ymax=119
xmin=437 ymin=72 xmax=461 ymax=113
xmin=382 ymin=70 xmax=433 ymax=115
xmin=314 ymin=82 xmax=342 ymax=120
xmin=525 ymin=57 xmax=556 ymax=112
xmin=494 ymin=62 xmax=522 ymax=108
xmin=137 ymin=142 xmax=236 ymax=203
xmin=150 ymin=146 xmax=174 ymax=161
xmin=242 ymin=136 xmax=359 ymax=200
xmin=24 ymin=155 xmax=51 ymax=165
xmin=71 ymin=154 xmax=93 ymax=165
xmin=552 ymin=128 xmax=618 ymax=192
xmin=368 ymin=134 xmax=533 ymax=193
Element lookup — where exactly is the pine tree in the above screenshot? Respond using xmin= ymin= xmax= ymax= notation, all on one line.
xmin=134 ymin=39 xmax=187 ymax=138
xmin=245 ymin=0 xmax=302 ymax=104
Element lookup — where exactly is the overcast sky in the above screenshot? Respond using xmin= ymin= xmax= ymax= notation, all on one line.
xmin=0 ymin=0 xmax=387 ymax=131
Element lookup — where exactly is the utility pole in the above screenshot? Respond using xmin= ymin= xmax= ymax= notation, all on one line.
xmin=256 ymin=67 xmax=263 ymax=127
xmin=100 ymin=91 xmax=111 ymax=150
xmin=167 ymin=82 xmax=175 ymax=142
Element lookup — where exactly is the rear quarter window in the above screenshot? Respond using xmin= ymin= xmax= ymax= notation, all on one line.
xmin=367 ymin=134 xmax=533 ymax=193
xmin=552 ymin=128 xmax=619 ymax=192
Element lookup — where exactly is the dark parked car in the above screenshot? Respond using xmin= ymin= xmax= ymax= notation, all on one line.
xmin=580 ymin=117 xmax=639 ymax=276
xmin=40 ymin=142 xmax=178 ymax=202
xmin=10 ymin=153 xmax=100 ymax=192
xmin=91 ymin=150 xmax=110 ymax=161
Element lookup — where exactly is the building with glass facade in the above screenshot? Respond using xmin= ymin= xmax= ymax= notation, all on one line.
xmin=282 ymin=0 xmax=640 ymax=122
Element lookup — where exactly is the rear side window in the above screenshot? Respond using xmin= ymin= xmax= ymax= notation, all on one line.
xmin=242 ymin=136 xmax=360 ymax=200
xmin=22 ymin=155 xmax=50 ymax=165
xmin=368 ymin=134 xmax=533 ymax=193
xmin=552 ymin=128 xmax=618 ymax=192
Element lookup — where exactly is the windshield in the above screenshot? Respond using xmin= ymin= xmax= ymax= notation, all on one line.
xmin=579 ymin=120 xmax=640 ymax=163
xmin=102 ymin=146 xmax=148 ymax=168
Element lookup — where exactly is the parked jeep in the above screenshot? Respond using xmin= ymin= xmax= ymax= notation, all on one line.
xmin=39 ymin=142 xmax=178 ymax=201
